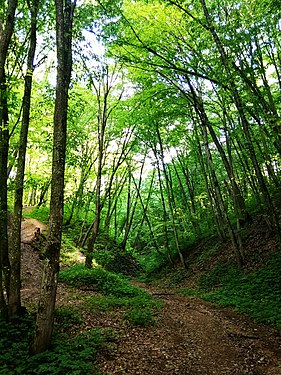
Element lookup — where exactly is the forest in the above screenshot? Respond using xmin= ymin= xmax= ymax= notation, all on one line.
xmin=1 ymin=0 xmax=281 ymax=373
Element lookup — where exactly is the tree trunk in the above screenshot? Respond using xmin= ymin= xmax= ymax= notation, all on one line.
xmin=154 ymin=126 xmax=186 ymax=269
xmin=30 ymin=0 xmax=76 ymax=354
xmin=199 ymin=112 xmax=244 ymax=267
xmin=9 ymin=0 xmax=40 ymax=319
xmin=0 ymin=0 xmax=18 ymax=317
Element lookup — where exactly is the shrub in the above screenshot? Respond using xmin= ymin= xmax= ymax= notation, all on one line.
xmin=59 ymin=265 xmax=163 ymax=327
xmin=86 ymin=294 xmax=162 ymax=313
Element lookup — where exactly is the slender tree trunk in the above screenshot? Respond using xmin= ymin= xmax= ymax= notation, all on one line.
xmin=199 ymin=113 xmax=244 ymax=267
xmin=180 ymin=158 xmax=201 ymax=237
xmin=0 ymin=0 xmax=18 ymax=317
xmin=192 ymin=124 xmax=224 ymax=239
xmin=85 ymin=69 xmax=115 ymax=266
xmin=77 ymin=191 xmax=95 ymax=247
xmin=85 ymin=152 xmax=104 ymax=267
xmin=9 ymin=0 xmax=40 ymax=319
xmin=154 ymin=126 xmax=186 ymax=269
xmin=30 ymin=0 xmax=76 ymax=354
xmin=37 ymin=179 xmax=51 ymax=207
xmin=104 ymin=170 xmax=127 ymax=232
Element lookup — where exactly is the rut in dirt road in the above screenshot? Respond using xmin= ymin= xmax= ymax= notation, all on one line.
xmin=100 ymin=286 xmax=281 ymax=375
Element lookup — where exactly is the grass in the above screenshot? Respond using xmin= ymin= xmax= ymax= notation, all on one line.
xmin=86 ymin=294 xmax=162 ymax=326
xmin=60 ymin=234 xmax=86 ymax=267
xmin=54 ymin=306 xmax=82 ymax=331
xmin=196 ymin=242 xmax=220 ymax=265
xmin=1 ymin=263 xmax=161 ymax=373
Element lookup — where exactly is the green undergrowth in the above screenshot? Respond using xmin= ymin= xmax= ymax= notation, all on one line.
xmin=59 ymin=264 xmax=144 ymax=297
xmin=23 ymin=206 xmax=49 ymax=223
xmin=59 ymin=265 xmax=162 ymax=326
xmin=54 ymin=306 xmax=82 ymax=331
xmin=180 ymin=250 xmax=281 ymax=329
xmin=0 ymin=315 xmax=103 ymax=375
xmin=60 ymin=234 xmax=84 ymax=267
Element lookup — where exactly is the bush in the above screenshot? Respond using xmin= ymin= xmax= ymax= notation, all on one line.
xmin=94 ymin=248 xmax=142 ymax=277
xmin=86 ymin=294 xmax=162 ymax=312
xmin=59 ymin=265 xmax=163 ymax=327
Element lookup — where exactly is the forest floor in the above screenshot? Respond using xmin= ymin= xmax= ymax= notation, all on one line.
xmin=20 ymin=218 xmax=281 ymax=375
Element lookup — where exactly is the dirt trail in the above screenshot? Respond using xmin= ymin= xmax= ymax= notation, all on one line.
xmin=99 ymin=283 xmax=281 ymax=375
xmin=20 ymin=218 xmax=46 ymax=303
xmin=19 ymin=220 xmax=281 ymax=375
xmin=21 ymin=217 xmax=47 ymax=243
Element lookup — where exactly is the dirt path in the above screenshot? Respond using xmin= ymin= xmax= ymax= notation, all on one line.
xmin=99 ymin=284 xmax=281 ymax=375
xmin=21 ymin=217 xmax=47 ymax=243
xmin=19 ymin=220 xmax=281 ymax=375
xmin=20 ymin=218 xmax=46 ymax=304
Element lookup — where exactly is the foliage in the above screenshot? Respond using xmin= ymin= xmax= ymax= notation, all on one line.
xmin=86 ymin=292 xmax=162 ymax=311
xmin=60 ymin=234 xmax=84 ymax=267
xmin=199 ymin=263 xmax=241 ymax=290
xmin=86 ymin=293 xmax=161 ymax=327
xmin=93 ymin=247 xmax=142 ymax=276
xmin=0 ymin=315 xmax=35 ymax=374
xmin=23 ymin=206 xmax=50 ymax=224
xmin=196 ymin=243 xmax=220 ymax=265
xmin=0 ymin=316 xmax=103 ymax=375
xmin=3 ymin=0 xmax=281 ymax=359
xmin=60 ymin=265 xmax=162 ymax=326
xmin=59 ymin=264 xmax=145 ymax=297
xmin=22 ymin=330 xmax=102 ymax=375
xmin=124 ymin=307 xmax=155 ymax=327
xmin=138 ymin=249 xmax=173 ymax=276
xmin=190 ymin=251 xmax=281 ymax=329
xmin=54 ymin=306 xmax=82 ymax=331
xmin=179 ymin=288 xmax=200 ymax=298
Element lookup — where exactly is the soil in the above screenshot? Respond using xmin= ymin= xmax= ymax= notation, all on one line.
xmin=20 ymin=218 xmax=281 ymax=375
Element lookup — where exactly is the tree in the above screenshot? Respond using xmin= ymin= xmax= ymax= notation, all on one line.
xmin=0 ymin=0 xmax=18 ymax=318
xmin=9 ymin=0 xmax=41 ymax=319
xmin=97 ymin=0 xmax=281 ymax=246
xmin=30 ymin=0 xmax=76 ymax=354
